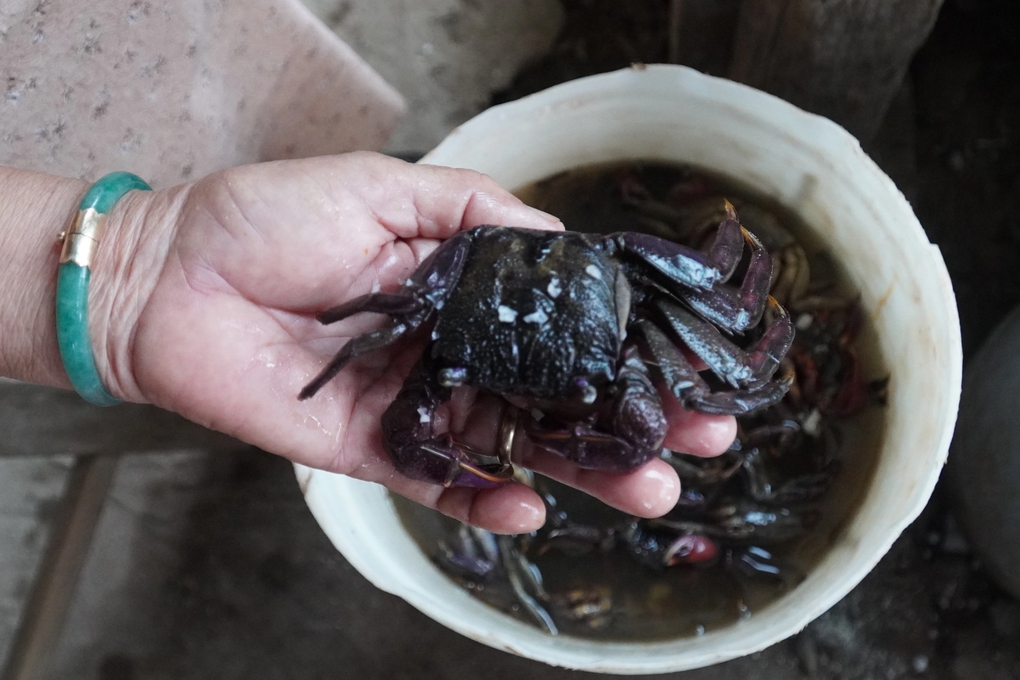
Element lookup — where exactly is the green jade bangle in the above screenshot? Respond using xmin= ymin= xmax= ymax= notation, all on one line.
xmin=56 ymin=172 xmax=151 ymax=406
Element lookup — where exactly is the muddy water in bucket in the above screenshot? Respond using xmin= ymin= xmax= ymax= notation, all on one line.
xmin=394 ymin=159 xmax=887 ymax=642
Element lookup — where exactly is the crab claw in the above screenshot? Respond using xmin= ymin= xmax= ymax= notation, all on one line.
xmin=388 ymin=436 xmax=515 ymax=489
xmin=448 ymin=449 xmax=516 ymax=488
xmin=379 ymin=358 xmax=515 ymax=488
xmin=526 ymin=420 xmax=662 ymax=472
xmin=524 ymin=343 xmax=667 ymax=472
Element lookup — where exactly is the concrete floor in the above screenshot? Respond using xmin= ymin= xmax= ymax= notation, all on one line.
xmin=300 ymin=0 xmax=563 ymax=152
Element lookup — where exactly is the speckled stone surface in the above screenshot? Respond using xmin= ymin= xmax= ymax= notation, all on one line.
xmin=302 ymin=0 xmax=564 ymax=152
xmin=0 ymin=0 xmax=405 ymax=188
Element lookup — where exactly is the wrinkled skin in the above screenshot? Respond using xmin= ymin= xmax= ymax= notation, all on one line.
xmin=301 ymin=206 xmax=794 ymax=488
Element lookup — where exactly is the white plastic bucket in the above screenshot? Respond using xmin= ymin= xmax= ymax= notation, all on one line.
xmin=297 ymin=65 xmax=962 ymax=674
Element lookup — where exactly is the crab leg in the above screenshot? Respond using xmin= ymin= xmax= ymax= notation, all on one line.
xmin=299 ymin=317 xmax=424 ymax=400
xmin=526 ymin=345 xmax=668 ymax=472
xmin=637 ymin=320 xmax=791 ymax=415
xmin=614 ymin=205 xmax=744 ymax=290
xmin=498 ymin=536 xmax=559 ymax=635
xmin=637 ymin=319 xmax=713 ymax=401
xmin=689 ymin=374 xmax=793 ymax=415
xmin=682 ymin=227 xmax=774 ymax=332
xmin=653 ymin=296 xmax=794 ymax=388
xmin=741 ymin=448 xmax=834 ymax=505
xmin=316 ymin=293 xmax=424 ymax=324
xmin=299 ymin=233 xmax=474 ymax=400
xmin=380 ymin=357 xmax=514 ymax=488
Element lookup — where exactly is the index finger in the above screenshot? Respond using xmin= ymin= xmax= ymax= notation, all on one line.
xmin=340 ymin=152 xmax=564 ymax=240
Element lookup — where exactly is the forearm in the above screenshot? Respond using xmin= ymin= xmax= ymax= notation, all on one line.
xmin=0 ymin=167 xmax=186 ymax=397
xmin=0 ymin=167 xmax=87 ymax=387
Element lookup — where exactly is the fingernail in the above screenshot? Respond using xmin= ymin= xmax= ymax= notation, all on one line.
xmin=506 ymin=499 xmax=545 ymax=534
xmin=530 ymin=207 xmax=561 ymax=224
xmin=640 ymin=464 xmax=681 ymax=514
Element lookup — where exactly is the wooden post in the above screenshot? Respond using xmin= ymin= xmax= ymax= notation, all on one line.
xmin=728 ymin=0 xmax=944 ymax=142
xmin=668 ymin=0 xmax=743 ymax=76
xmin=2 ymin=456 xmax=119 ymax=680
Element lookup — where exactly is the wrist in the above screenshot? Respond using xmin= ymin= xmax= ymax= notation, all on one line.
xmin=88 ymin=181 xmax=192 ymax=402
xmin=0 ymin=167 xmax=190 ymax=401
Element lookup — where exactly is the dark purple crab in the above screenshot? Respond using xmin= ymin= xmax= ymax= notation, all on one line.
xmin=299 ymin=203 xmax=794 ymax=488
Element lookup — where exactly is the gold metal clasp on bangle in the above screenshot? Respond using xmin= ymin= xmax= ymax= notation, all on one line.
xmin=58 ymin=207 xmax=107 ymax=268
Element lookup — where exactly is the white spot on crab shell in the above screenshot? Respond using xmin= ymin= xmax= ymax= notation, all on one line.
xmin=523 ymin=309 xmax=548 ymax=324
xmin=585 ymin=264 xmax=603 ymax=280
xmin=531 ymin=408 xmax=545 ymax=421
xmin=498 ymin=305 xmax=518 ymax=323
xmin=418 ymin=407 xmax=431 ymax=424
xmin=371 ymin=279 xmax=381 ymax=294
xmin=547 ymin=277 xmax=562 ymax=298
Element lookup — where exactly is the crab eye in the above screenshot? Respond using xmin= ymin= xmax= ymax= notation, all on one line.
xmin=575 ymin=378 xmax=598 ymax=405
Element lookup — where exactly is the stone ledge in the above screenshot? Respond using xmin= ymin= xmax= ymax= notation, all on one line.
xmin=0 ymin=380 xmax=244 ymax=457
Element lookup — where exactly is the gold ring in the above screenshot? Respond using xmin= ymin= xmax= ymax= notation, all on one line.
xmin=498 ymin=404 xmax=520 ymax=465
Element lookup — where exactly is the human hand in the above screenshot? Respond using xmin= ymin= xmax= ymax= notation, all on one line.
xmin=90 ymin=152 xmax=736 ymax=533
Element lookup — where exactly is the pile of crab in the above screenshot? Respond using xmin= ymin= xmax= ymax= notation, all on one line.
xmin=300 ymin=164 xmax=886 ymax=636
xmin=429 ymin=182 xmax=884 ymax=635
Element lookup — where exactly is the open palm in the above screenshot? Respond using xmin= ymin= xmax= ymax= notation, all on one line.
xmin=100 ymin=153 xmax=735 ymax=533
